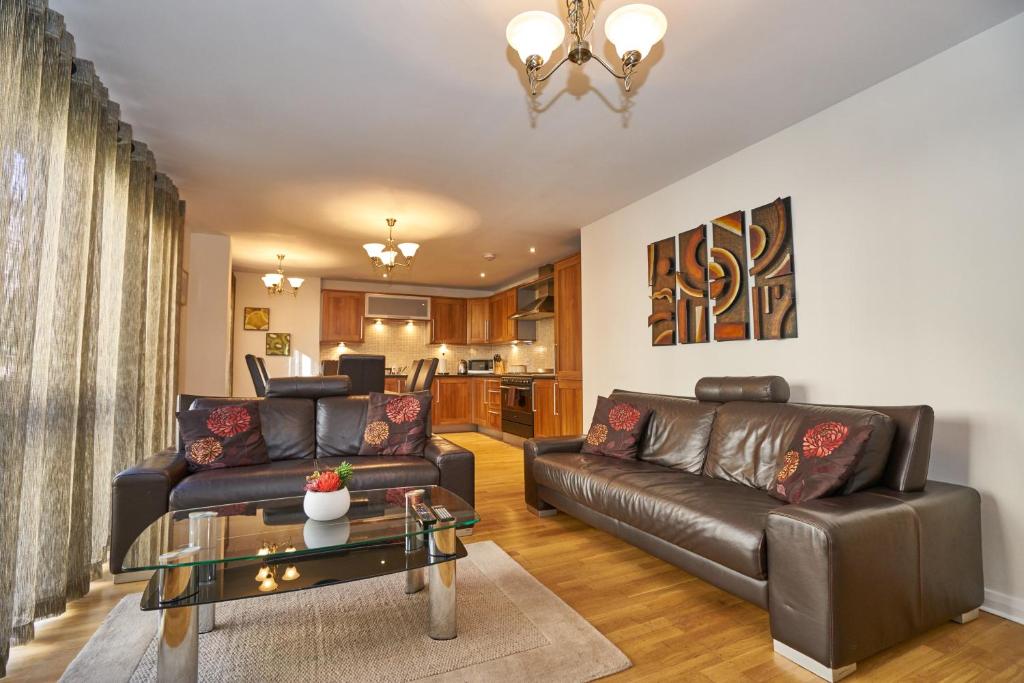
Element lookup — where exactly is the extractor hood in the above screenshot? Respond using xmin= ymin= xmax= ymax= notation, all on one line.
xmin=510 ymin=265 xmax=555 ymax=320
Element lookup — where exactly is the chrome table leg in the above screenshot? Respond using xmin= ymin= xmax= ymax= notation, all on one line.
xmin=157 ymin=547 xmax=200 ymax=683
xmin=404 ymin=490 xmax=426 ymax=594
xmin=427 ymin=525 xmax=457 ymax=640
xmin=189 ymin=511 xmax=218 ymax=634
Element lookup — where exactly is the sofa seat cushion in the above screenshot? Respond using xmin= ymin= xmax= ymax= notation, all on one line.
xmin=169 ymin=456 xmax=438 ymax=510
xmin=532 ymin=453 xmax=785 ymax=579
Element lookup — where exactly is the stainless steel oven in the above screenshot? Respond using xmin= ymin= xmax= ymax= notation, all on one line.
xmin=500 ymin=375 xmax=534 ymax=438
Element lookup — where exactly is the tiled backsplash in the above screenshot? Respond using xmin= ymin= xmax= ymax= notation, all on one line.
xmin=319 ymin=318 xmax=555 ymax=373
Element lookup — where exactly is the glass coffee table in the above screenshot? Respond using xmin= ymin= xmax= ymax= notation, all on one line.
xmin=123 ymin=486 xmax=477 ymax=682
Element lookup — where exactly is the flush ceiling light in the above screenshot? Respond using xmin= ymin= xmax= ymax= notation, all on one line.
xmin=507 ymin=1 xmax=667 ymax=95
xmin=262 ymin=255 xmax=305 ymax=296
xmin=363 ymin=218 xmax=419 ymax=278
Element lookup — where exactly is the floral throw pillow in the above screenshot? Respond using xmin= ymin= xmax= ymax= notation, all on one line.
xmin=580 ymin=396 xmax=652 ymax=460
xmin=358 ymin=391 xmax=432 ymax=456
xmin=771 ymin=419 xmax=874 ymax=504
xmin=177 ymin=402 xmax=269 ymax=472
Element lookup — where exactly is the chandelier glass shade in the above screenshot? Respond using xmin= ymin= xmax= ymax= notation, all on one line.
xmin=262 ymin=254 xmax=304 ymax=296
xmin=506 ymin=0 xmax=667 ymax=95
xmin=363 ymin=218 xmax=418 ymax=278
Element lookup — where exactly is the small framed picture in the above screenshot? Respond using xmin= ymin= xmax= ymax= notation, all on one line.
xmin=244 ymin=307 xmax=270 ymax=331
xmin=266 ymin=332 xmax=291 ymax=356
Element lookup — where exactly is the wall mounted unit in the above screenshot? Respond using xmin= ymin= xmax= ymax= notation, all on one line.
xmin=364 ymin=293 xmax=431 ymax=320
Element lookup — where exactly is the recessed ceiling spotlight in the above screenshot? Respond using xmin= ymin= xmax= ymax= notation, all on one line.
xmin=482 ymin=252 xmax=497 ymax=261
xmin=480 ymin=272 xmax=486 ymax=278
xmin=529 ymin=246 xmax=536 ymax=253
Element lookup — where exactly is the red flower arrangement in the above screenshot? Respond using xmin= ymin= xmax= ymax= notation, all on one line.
xmin=802 ymin=421 xmax=849 ymax=458
xmin=206 ymin=405 xmax=252 ymax=438
xmin=305 ymin=462 xmax=354 ymax=493
xmin=608 ymin=403 xmax=642 ymax=431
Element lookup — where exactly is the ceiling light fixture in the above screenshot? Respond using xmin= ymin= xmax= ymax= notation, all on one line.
xmin=363 ymin=218 xmax=419 ymax=278
xmin=261 ymin=255 xmax=304 ymax=296
xmin=506 ymin=1 xmax=667 ymax=95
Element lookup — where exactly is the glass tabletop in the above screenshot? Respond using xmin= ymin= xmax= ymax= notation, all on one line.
xmin=123 ymin=486 xmax=477 ymax=572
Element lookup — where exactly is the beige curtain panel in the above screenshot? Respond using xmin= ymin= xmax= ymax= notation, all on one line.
xmin=0 ymin=1 xmax=185 ymax=675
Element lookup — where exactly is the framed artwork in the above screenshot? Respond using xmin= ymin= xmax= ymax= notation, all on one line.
xmin=750 ymin=196 xmax=798 ymax=339
xmin=676 ymin=225 xmax=710 ymax=344
xmin=647 ymin=236 xmax=677 ymax=346
xmin=266 ymin=332 xmax=291 ymax=356
xmin=244 ymin=307 xmax=270 ymax=331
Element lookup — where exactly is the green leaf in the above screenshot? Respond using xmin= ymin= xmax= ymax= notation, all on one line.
xmin=333 ymin=461 xmax=354 ymax=487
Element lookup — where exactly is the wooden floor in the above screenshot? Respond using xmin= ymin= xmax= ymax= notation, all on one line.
xmin=8 ymin=432 xmax=1024 ymax=681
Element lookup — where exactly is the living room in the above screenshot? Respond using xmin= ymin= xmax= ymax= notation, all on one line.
xmin=2 ymin=1 xmax=1023 ymax=681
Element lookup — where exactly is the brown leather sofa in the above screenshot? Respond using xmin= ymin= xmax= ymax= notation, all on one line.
xmin=110 ymin=376 xmax=474 ymax=574
xmin=524 ymin=377 xmax=982 ymax=681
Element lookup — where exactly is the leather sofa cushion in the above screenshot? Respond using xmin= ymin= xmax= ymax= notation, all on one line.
xmin=610 ymin=390 xmax=718 ymax=472
xmin=191 ymin=397 xmax=315 ymax=461
xmin=316 ymin=396 xmax=370 ymax=457
xmin=704 ymin=402 xmax=896 ymax=494
xmin=169 ymin=456 xmax=439 ymax=510
xmin=532 ymin=453 xmax=784 ymax=579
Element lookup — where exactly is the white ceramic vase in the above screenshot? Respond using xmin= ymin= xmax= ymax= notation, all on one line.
xmin=303 ymin=517 xmax=351 ymax=549
xmin=303 ymin=487 xmax=351 ymax=522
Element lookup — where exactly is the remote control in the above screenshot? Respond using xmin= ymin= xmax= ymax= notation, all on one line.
xmin=431 ymin=506 xmax=454 ymax=523
xmin=412 ymin=502 xmax=437 ymax=526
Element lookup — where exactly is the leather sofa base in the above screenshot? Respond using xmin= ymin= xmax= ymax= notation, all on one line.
xmin=537 ymin=485 xmax=769 ymax=609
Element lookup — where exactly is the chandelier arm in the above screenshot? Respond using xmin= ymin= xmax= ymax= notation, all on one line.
xmin=533 ymin=54 xmax=571 ymax=84
xmin=590 ymin=53 xmax=627 ymax=80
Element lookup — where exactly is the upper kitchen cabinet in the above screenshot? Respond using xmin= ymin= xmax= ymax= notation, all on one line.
xmin=555 ymin=254 xmax=582 ymax=380
xmin=321 ymin=290 xmax=365 ymax=343
xmin=430 ymin=297 xmax=467 ymax=345
xmin=488 ymin=287 xmax=535 ymax=343
xmin=467 ymin=298 xmax=489 ymax=344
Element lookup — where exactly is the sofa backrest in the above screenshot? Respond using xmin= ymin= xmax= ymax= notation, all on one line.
xmin=610 ymin=389 xmax=718 ymax=473
xmin=316 ymin=396 xmax=370 ymax=457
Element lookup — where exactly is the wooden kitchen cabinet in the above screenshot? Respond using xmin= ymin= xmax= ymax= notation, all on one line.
xmin=384 ymin=377 xmax=405 ymax=393
xmin=430 ymin=297 xmax=467 ymax=345
xmin=467 ymin=298 xmax=489 ymax=344
xmin=484 ymin=378 xmax=502 ymax=431
xmin=472 ymin=377 xmax=487 ymax=426
xmin=554 ymin=254 xmax=582 ymax=381
xmin=431 ymin=377 xmax=472 ymax=425
xmin=321 ymin=290 xmax=365 ymax=343
xmin=556 ymin=379 xmax=583 ymax=436
xmin=533 ymin=379 xmax=558 ymax=437
xmin=487 ymin=289 xmax=515 ymax=343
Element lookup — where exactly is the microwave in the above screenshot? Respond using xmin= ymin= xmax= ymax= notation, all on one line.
xmin=466 ymin=358 xmax=494 ymax=375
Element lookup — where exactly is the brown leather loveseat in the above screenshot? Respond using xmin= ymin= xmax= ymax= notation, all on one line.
xmin=524 ymin=377 xmax=982 ymax=681
xmin=110 ymin=376 xmax=474 ymax=574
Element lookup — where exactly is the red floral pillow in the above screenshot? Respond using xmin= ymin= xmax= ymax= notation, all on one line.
xmin=581 ymin=396 xmax=652 ymax=460
xmin=358 ymin=391 xmax=432 ymax=456
xmin=771 ymin=419 xmax=873 ymax=504
xmin=177 ymin=402 xmax=269 ymax=472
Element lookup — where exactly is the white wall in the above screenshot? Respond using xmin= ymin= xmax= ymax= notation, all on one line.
xmin=179 ymin=232 xmax=232 ymax=396
xmin=232 ymin=272 xmax=323 ymax=396
xmin=581 ymin=14 xmax=1024 ymax=621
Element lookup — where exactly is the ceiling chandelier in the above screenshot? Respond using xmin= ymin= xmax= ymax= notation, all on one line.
xmin=506 ymin=1 xmax=667 ymax=95
xmin=362 ymin=218 xmax=419 ymax=279
xmin=261 ymin=254 xmax=305 ymax=296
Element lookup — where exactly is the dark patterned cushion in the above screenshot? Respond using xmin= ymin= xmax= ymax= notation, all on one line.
xmin=771 ymin=419 xmax=873 ymax=503
xmin=177 ymin=402 xmax=269 ymax=472
xmin=581 ymin=396 xmax=653 ymax=460
xmin=358 ymin=391 xmax=431 ymax=456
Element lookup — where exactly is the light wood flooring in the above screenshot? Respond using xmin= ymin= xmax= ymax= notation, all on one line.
xmin=7 ymin=432 xmax=1024 ymax=681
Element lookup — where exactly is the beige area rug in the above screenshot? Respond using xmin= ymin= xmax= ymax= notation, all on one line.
xmin=62 ymin=541 xmax=629 ymax=682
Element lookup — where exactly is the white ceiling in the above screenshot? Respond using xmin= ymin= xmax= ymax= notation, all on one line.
xmin=52 ymin=0 xmax=1023 ymax=289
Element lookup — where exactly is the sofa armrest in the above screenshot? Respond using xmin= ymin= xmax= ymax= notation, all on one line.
xmin=109 ymin=449 xmax=189 ymax=573
xmin=766 ymin=481 xmax=983 ymax=669
xmin=423 ymin=435 xmax=475 ymax=506
xmin=523 ymin=436 xmax=584 ymax=513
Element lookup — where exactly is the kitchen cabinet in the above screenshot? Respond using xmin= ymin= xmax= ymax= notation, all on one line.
xmin=431 ymin=377 xmax=472 ymax=425
xmin=384 ymin=377 xmax=405 ymax=393
xmin=533 ymin=379 xmax=558 ymax=437
xmin=554 ymin=254 xmax=582 ymax=381
xmin=472 ymin=377 xmax=487 ymax=426
xmin=467 ymin=298 xmax=489 ymax=344
xmin=487 ymin=289 xmax=515 ymax=343
xmin=430 ymin=297 xmax=467 ymax=345
xmin=484 ymin=378 xmax=502 ymax=431
xmin=556 ymin=379 xmax=583 ymax=436
xmin=321 ymin=290 xmax=365 ymax=343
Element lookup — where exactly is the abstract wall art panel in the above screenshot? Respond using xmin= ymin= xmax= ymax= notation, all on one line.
xmin=647 ymin=236 xmax=677 ymax=346
xmin=750 ymin=196 xmax=798 ymax=339
xmin=266 ymin=332 xmax=291 ymax=356
xmin=710 ymin=210 xmax=750 ymax=341
xmin=676 ymin=225 xmax=710 ymax=344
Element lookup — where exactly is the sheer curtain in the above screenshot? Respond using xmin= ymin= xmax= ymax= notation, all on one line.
xmin=0 ymin=1 xmax=185 ymax=675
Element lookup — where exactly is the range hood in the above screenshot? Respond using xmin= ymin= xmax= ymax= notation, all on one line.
xmin=510 ymin=265 xmax=555 ymax=320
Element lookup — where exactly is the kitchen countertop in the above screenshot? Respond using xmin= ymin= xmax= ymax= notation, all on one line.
xmin=432 ymin=373 xmax=557 ymax=379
